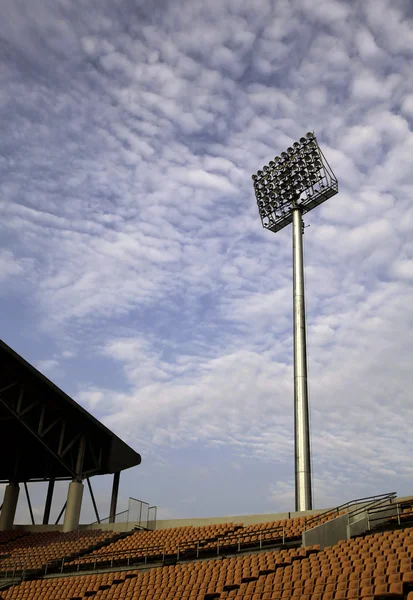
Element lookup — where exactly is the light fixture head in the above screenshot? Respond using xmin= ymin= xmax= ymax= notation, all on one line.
xmin=252 ymin=131 xmax=338 ymax=233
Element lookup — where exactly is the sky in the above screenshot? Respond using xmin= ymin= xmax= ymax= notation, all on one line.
xmin=1 ymin=0 xmax=413 ymax=526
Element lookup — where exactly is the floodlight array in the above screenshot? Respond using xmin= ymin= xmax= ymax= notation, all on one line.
xmin=252 ymin=132 xmax=338 ymax=233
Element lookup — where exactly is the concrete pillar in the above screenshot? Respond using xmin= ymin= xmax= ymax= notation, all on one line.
xmin=62 ymin=480 xmax=84 ymax=532
xmin=0 ymin=482 xmax=20 ymax=531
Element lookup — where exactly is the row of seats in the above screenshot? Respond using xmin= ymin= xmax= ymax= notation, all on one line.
xmin=67 ymin=524 xmax=244 ymax=567
xmin=0 ymin=530 xmax=121 ymax=572
xmin=202 ymin=513 xmax=347 ymax=551
xmin=65 ymin=512 xmax=347 ymax=569
xmin=3 ymin=526 xmax=413 ymax=600
xmin=0 ymin=531 xmax=27 ymax=545
xmin=0 ymin=509 xmax=349 ymax=575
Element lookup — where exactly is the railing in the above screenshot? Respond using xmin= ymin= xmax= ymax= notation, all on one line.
xmin=366 ymin=498 xmax=413 ymax=531
xmin=147 ymin=506 xmax=157 ymax=530
xmin=347 ymin=492 xmax=397 ymax=523
xmin=0 ymin=523 xmax=293 ymax=579
xmin=88 ymin=498 xmax=157 ymax=531
xmin=304 ymin=492 xmax=397 ymax=532
xmin=89 ymin=510 xmax=129 ymax=526
xmin=55 ymin=527 xmax=289 ymax=573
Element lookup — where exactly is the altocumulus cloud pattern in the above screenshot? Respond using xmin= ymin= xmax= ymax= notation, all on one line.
xmin=1 ymin=0 xmax=413 ymax=522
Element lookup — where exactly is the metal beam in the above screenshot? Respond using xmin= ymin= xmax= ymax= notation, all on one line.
xmin=39 ymin=417 xmax=61 ymax=438
xmin=87 ymin=439 xmax=101 ymax=472
xmin=43 ymin=479 xmax=55 ymax=525
xmin=86 ymin=478 xmax=100 ymax=524
xmin=0 ymin=393 xmax=78 ymax=479
xmin=18 ymin=400 xmax=39 ymax=418
xmin=76 ymin=435 xmax=86 ymax=478
xmin=109 ymin=472 xmax=120 ymax=524
xmin=38 ymin=404 xmax=46 ymax=435
xmin=0 ymin=382 xmax=18 ymax=393
xmin=24 ymin=482 xmax=35 ymax=525
xmin=13 ymin=446 xmax=20 ymax=482
xmin=16 ymin=386 xmax=24 ymax=413
xmin=58 ymin=421 xmax=66 ymax=456
xmin=60 ymin=433 xmax=81 ymax=458
xmin=55 ymin=501 xmax=67 ymax=525
xmin=0 ymin=477 xmax=71 ymax=483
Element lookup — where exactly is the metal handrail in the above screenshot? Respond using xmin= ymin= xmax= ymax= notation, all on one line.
xmin=0 ymin=516 xmax=307 ymax=577
xmin=368 ymin=498 xmax=413 ymax=516
xmin=367 ymin=499 xmax=413 ymax=530
xmin=304 ymin=492 xmax=396 ymax=530
xmin=1 ymin=522 xmax=294 ymax=576
xmin=47 ymin=529 xmax=292 ymax=573
xmin=89 ymin=501 xmax=157 ymax=530
xmin=348 ymin=492 xmax=397 ymax=521
xmin=215 ymin=524 xmax=288 ymax=545
xmin=89 ymin=509 xmax=129 ymax=526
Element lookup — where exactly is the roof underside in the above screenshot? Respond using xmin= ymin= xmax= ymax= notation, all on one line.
xmin=0 ymin=339 xmax=141 ymax=482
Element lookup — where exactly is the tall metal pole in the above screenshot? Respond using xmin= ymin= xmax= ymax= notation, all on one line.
xmin=292 ymin=205 xmax=312 ymax=512
xmin=252 ymin=132 xmax=338 ymax=512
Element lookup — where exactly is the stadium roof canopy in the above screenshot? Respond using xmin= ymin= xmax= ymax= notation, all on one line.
xmin=0 ymin=339 xmax=141 ymax=483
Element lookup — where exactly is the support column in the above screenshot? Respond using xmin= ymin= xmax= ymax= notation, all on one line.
xmin=109 ymin=472 xmax=120 ymax=524
xmin=62 ymin=480 xmax=84 ymax=532
xmin=24 ymin=482 xmax=35 ymax=525
xmin=43 ymin=479 xmax=55 ymax=525
xmin=86 ymin=478 xmax=100 ymax=524
xmin=292 ymin=206 xmax=312 ymax=512
xmin=0 ymin=482 xmax=20 ymax=531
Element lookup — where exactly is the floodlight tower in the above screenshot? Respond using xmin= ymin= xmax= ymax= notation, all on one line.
xmin=252 ymin=133 xmax=338 ymax=512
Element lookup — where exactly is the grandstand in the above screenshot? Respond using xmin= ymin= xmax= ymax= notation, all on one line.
xmin=0 ymin=339 xmax=141 ymax=533
xmin=2 ymin=340 xmax=413 ymax=599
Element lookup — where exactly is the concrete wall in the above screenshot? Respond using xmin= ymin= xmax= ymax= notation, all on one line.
xmin=13 ymin=524 xmax=63 ymax=532
xmin=366 ymin=504 xmax=398 ymax=530
xmin=347 ymin=514 xmax=368 ymax=538
xmin=12 ymin=508 xmax=328 ymax=533
xmin=81 ymin=522 xmax=135 ymax=533
xmin=13 ymin=495 xmax=406 ymax=534
xmin=150 ymin=508 xmax=328 ymax=531
xmin=302 ymin=513 xmax=349 ymax=550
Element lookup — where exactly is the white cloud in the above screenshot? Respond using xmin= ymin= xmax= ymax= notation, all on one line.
xmin=0 ymin=250 xmax=24 ymax=282
xmin=33 ymin=359 xmax=59 ymax=374
xmin=355 ymin=27 xmax=382 ymax=61
xmin=401 ymin=95 xmax=413 ymax=118
xmin=1 ymin=0 xmax=413 ymax=522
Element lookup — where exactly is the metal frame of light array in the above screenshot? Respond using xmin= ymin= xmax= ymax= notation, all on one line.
xmin=252 ymin=132 xmax=338 ymax=234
